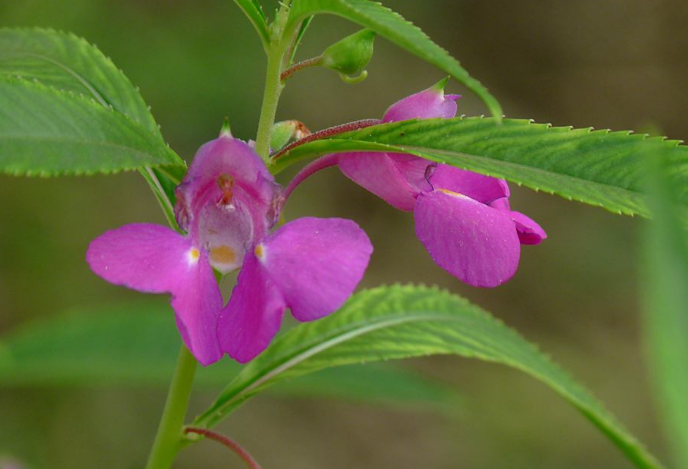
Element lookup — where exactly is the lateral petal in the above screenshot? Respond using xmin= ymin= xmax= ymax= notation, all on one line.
xmin=428 ymin=165 xmax=509 ymax=204
xmin=86 ymin=224 xmax=193 ymax=293
xmin=511 ymin=211 xmax=548 ymax=245
xmin=87 ymin=224 xmax=222 ymax=365
xmin=414 ymin=191 xmax=521 ymax=287
xmin=217 ymin=252 xmax=286 ymax=363
xmin=339 ymin=152 xmax=420 ymax=211
xmin=261 ymin=217 xmax=373 ymax=322
xmin=171 ymin=252 xmax=223 ymax=366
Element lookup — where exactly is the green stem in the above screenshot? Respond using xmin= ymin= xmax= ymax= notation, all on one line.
xmin=254 ymin=43 xmax=288 ymax=161
xmin=145 ymin=345 xmax=198 ymax=469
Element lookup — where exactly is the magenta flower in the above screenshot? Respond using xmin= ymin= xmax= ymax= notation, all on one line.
xmin=285 ymin=80 xmax=546 ymax=287
xmin=218 ymin=216 xmax=373 ymax=363
xmin=88 ymin=133 xmax=372 ymax=365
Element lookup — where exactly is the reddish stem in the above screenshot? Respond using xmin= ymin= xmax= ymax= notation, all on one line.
xmin=271 ymin=118 xmax=382 ymax=161
xmin=184 ymin=427 xmax=262 ymax=469
xmin=280 ymin=56 xmax=324 ymax=82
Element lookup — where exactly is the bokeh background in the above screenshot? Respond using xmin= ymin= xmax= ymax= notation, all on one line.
xmin=1 ymin=0 xmax=687 ymax=467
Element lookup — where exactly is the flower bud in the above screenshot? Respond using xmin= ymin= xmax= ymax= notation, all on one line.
xmin=321 ymin=29 xmax=376 ymax=82
xmin=270 ymin=120 xmax=311 ymax=152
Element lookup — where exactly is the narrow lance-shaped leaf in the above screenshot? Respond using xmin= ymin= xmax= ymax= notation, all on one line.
xmin=194 ymin=285 xmax=664 ymax=469
xmin=0 ymin=303 xmax=459 ymax=410
xmin=230 ymin=0 xmax=270 ymax=49
xmin=0 ymin=78 xmax=181 ymax=175
xmin=641 ymin=153 xmax=688 ymax=468
xmin=272 ymin=117 xmax=688 ymax=221
xmin=0 ymin=28 xmax=184 ymax=217
xmin=286 ymin=0 xmax=501 ymax=118
xmin=288 ymin=16 xmax=314 ymax=64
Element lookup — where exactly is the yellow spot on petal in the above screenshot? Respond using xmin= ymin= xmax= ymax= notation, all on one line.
xmin=188 ymin=247 xmax=201 ymax=263
xmin=254 ymin=244 xmax=265 ymax=260
xmin=210 ymin=245 xmax=237 ymax=265
xmin=438 ymin=188 xmax=464 ymax=198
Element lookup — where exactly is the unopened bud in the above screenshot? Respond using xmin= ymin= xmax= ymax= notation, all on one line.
xmin=321 ymin=29 xmax=376 ymax=83
xmin=270 ymin=120 xmax=311 ymax=152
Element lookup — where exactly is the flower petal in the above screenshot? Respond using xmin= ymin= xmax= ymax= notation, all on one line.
xmin=86 ymin=224 xmax=192 ymax=292
xmin=428 ymin=165 xmax=509 ymax=204
xmin=338 ymin=152 xmax=420 ymax=211
xmin=87 ymin=224 xmax=222 ymax=365
xmin=175 ymin=135 xmax=281 ymax=239
xmin=510 ymin=211 xmax=547 ymax=245
xmin=414 ymin=191 xmax=521 ymax=287
xmin=197 ymin=203 xmax=253 ymax=274
xmin=489 ymin=198 xmax=547 ymax=245
xmin=171 ymin=251 xmax=223 ymax=366
xmin=383 ymin=83 xmax=458 ymax=123
xmin=217 ymin=251 xmax=286 ymax=363
xmin=260 ymin=217 xmax=373 ymax=321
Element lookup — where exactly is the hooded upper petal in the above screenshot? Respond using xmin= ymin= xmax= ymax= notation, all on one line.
xmin=335 ymin=83 xmax=459 ymax=211
xmin=86 ymin=224 xmax=222 ymax=365
xmin=414 ymin=191 xmax=521 ymax=287
xmin=383 ymin=80 xmax=459 ymax=123
xmin=175 ymin=135 xmax=282 ymax=244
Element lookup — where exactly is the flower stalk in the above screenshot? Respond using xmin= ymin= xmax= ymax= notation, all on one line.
xmin=184 ymin=428 xmax=263 ymax=469
xmin=280 ymin=56 xmax=324 ymax=82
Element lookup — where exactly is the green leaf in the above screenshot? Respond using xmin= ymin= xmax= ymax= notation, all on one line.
xmin=286 ymin=0 xmax=501 ymax=118
xmin=0 ymin=303 xmax=458 ymax=410
xmin=273 ymin=117 xmax=688 ymax=220
xmin=0 ymin=78 xmax=182 ymax=176
xmin=288 ymin=15 xmax=314 ymax=64
xmin=0 ymin=28 xmax=159 ymax=136
xmin=641 ymin=155 xmax=688 ymax=468
xmin=194 ymin=285 xmax=664 ymax=469
xmin=230 ymin=0 xmax=270 ymax=49
xmin=0 ymin=28 xmax=184 ymax=216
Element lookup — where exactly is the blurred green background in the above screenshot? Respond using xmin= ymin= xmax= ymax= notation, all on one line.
xmin=1 ymin=0 xmax=686 ymax=467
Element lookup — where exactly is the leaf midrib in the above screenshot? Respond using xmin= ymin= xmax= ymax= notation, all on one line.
xmin=0 ymin=134 xmax=171 ymax=163
xmin=201 ymin=307 xmax=576 ymax=428
xmin=290 ymin=137 xmax=647 ymax=212
xmin=200 ymin=312 xmax=456 ymax=424
xmin=400 ymin=144 xmax=645 ymax=199
xmin=0 ymin=51 xmax=110 ymax=106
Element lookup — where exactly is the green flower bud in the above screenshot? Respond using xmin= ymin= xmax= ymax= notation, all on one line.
xmin=270 ymin=120 xmax=311 ymax=152
xmin=321 ymin=29 xmax=376 ymax=81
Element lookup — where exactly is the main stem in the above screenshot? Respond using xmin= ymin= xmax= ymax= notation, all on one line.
xmin=145 ymin=345 xmax=198 ymax=469
xmin=254 ymin=43 xmax=287 ymax=160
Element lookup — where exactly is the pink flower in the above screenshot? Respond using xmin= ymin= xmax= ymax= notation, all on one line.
xmin=87 ymin=134 xmax=372 ymax=365
xmin=286 ymin=80 xmax=546 ymax=287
